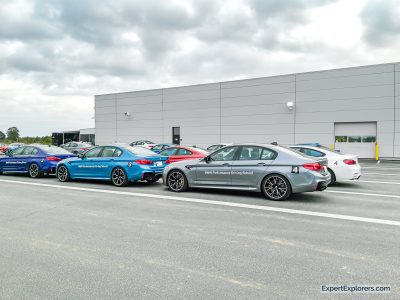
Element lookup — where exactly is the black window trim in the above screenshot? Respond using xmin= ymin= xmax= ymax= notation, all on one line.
xmin=234 ymin=146 xmax=278 ymax=161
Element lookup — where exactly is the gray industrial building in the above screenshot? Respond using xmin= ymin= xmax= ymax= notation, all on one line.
xmin=95 ymin=62 xmax=400 ymax=158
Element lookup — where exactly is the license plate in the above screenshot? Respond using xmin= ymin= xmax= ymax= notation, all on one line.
xmin=154 ymin=161 xmax=163 ymax=167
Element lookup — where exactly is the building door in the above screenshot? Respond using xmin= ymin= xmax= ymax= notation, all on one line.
xmin=334 ymin=122 xmax=377 ymax=158
xmin=172 ymin=127 xmax=180 ymax=145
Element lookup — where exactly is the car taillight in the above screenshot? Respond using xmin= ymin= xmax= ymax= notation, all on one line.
xmin=46 ymin=156 xmax=61 ymax=162
xmin=148 ymin=145 xmax=154 ymax=149
xmin=302 ymin=163 xmax=323 ymax=172
xmin=82 ymin=148 xmax=88 ymax=151
xmin=343 ymin=159 xmax=356 ymax=165
xmin=135 ymin=159 xmax=153 ymax=165
xmin=165 ymin=159 xmax=170 ymax=164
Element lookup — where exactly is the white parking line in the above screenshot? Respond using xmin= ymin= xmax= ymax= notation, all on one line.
xmin=326 ymin=190 xmax=400 ymax=198
xmin=357 ymin=180 xmax=400 ymax=185
xmin=363 ymin=172 xmax=400 ymax=176
xmin=0 ymin=179 xmax=399 ymax=227
xmin=361 ymin=167 xmax=400 ymax=170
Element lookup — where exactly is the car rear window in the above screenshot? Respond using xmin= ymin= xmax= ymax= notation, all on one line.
xmin=125 ymin=146 xmax=159 ymax=156
xmin=188 ymin=147 xmax=209 ymax=154
xmin=40 ymin=146 xmax=71 ymax=155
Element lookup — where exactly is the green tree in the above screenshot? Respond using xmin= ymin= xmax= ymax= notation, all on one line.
xmin=0 ymin=131 xmax=5 ymax=141
xmin=6 ymin=127 xmax=20 ymax=141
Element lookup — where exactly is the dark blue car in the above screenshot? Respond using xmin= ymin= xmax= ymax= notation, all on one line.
xmin=56 ymin=145 xmax=168 ymax=186
xmin=0 ymin=145 xmax=75 ymax=178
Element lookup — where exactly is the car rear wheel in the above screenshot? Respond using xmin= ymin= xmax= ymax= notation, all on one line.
xmin=29 ymin=163 xmax=42 ymax=178
xmin=262 ymin=174 xmax=291 ymax=201
xmin=328 ymin=168 xmax=336 ymax=185
xmin=167 ymin=170 xmax=188 ymax=192
xmin=57 ymin=165 xmax=70 ymax=182
xmin=112 ymin=168 xmax=128 ymax=187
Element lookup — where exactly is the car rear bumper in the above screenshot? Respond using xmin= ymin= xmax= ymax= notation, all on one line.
xmin=291 ymin=171 xmax=331 ymax=193
xmin=335 ymin=164 xmax=362 ymax=181
xmin=127 ymin=165 xmax=165 ymax=182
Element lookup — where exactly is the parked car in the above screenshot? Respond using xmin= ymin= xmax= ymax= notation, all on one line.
xmin=0 ymin=145 xmax=75 ymax=178
xmin=0 ymin=143 xmax=8 ymax=153
xmin=61 ymin=142 xmax=93 ymax=154
xmin=163 ymin=144 xmax=331 ymax=200
xmin=206 ymin=143 xmax=231 ymax=152
xmin=160 ymin=146 xmax=209 ymax=164
xmin=289 ymin=145 xmax=361 ymax=184
xmin=7 ymin=143 xmax=25 ymax=152
xmin=129 ymin=140 xmax=157 ymax=149
xmin=56 ymin=145 xmax=168 ymax=186
xmin=152 ymin=143 xmax=176 ymax=154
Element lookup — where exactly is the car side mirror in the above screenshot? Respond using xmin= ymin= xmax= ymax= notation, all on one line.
xmin=5 ymin=150 xmax=12 ymax=157
xmin=203 ymin=156 xmax=211 ymax=162
xmin=78 ymin=153 xmax=85 ymax=159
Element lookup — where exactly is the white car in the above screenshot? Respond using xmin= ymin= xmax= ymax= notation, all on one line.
xmin=289 ymin=145 xmax=361 ymax=184
xmin=129 ymin=140 xmax=157 ymax=150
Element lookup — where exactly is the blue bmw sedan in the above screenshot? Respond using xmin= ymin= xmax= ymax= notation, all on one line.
xmin=56 ymin=145 xmax=168 ymax=186
xmin=0 ymin=145 xmax=76 ymax=178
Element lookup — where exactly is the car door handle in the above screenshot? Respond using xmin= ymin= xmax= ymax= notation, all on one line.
xmin=257 ymin=163 xmax=267 ymax=166
xmin=222 ymin=163 xmax=230 ymax=167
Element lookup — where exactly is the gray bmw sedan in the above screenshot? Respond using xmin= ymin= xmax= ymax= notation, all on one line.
xmin=163 ymin=144 xmax=331 ymax=200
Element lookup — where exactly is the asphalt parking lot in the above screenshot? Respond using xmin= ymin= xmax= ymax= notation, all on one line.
xmin=0 ymin=160 xmax=399 ymax=299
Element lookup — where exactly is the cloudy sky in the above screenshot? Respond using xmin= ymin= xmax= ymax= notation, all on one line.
xmin=1 ymin=0 xmax=399 ymax=136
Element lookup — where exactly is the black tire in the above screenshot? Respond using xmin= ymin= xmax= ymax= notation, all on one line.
xmin=167 ymin=170 xmax=188 ymax=192
xmin=328 ymin=168 xmax=336 ymax=185
xmin=261 ymin=174 xmax=291 ymax=201
xmin=111 ymin=167 xmax=129 ymax=187
xmin=57 ymin=165 xmax=70 ymax=182
xmin=28 ymin=163 xmax=43 ymax=178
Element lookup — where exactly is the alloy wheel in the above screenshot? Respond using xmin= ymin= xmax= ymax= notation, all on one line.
xmin=112 ymin=168 xmax=126 ymax=186
xmin=168 ymin=171 xmax=185 ymax=191
xmin=264 ymin=175 xmax=288 ymax=200
xmin=57 ymin=166 xmax=68 ymax=182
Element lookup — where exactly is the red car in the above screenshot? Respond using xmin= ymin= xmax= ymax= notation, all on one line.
xmin=160 ymin=146 xmax=209 ymax=164
xmin=0 ymin=144 xmax=8 ymax=153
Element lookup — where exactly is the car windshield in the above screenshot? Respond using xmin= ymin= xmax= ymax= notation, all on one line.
xmin=39 ymin=146 xmax=71 ymax=155
xmin=124 ymin=146 xmax=159 ymax=156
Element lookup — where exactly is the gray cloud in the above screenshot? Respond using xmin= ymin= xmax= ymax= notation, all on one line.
xmin=360 ymin=0 xmax=400 ymax=46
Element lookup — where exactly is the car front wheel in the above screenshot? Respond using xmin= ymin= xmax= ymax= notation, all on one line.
xmin=262 ymin=174 xmax=291 ymax=201
xmin=167 ymin=170 xmax=188 ymax=192
xmin=57 ymin=165 xmax=70 ymax=182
